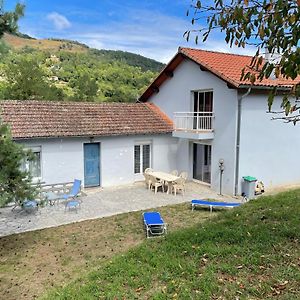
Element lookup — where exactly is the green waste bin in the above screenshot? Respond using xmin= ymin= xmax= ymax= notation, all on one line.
xmin=242 ymin=176 xmax=257 ymax=199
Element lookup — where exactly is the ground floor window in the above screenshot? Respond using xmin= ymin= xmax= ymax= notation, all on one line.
xmin=134 ymin=143 xmax=151 ymax=174
xmin=21 ymin=146 xmax=42 ymax=179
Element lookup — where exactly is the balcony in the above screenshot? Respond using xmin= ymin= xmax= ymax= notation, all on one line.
xmin=172 ymin=112 xmax=214 ymax=139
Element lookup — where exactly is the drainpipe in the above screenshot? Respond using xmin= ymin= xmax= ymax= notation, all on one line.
xmin=234 ymin=87 xmax=251 ymax=196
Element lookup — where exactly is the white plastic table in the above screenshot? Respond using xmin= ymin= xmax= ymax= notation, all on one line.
xmin=148 ymin=171 xmax=179 ymax=194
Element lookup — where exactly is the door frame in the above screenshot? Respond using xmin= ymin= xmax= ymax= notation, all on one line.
xmin=192 ymin=142 xmax=212 ymax=186
xmin=83 ymin=142 xmax=101 ymax=188
xmin=190 ymin=89 xmax=214 ymax=112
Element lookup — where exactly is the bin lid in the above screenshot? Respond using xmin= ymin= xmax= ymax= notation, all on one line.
xmin=243 ymin=176 xmax=257 ymax=182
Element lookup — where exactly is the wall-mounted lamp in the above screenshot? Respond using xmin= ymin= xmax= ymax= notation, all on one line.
xmin=219 ymin=158 xmax=225 ymax=195
xmin=89 ymin=136 xmax=94 ymax=143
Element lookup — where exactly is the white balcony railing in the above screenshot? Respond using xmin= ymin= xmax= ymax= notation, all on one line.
xmin=174 ymin=112 xmax=214 ymax=132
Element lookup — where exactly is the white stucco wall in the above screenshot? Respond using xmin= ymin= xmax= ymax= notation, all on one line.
xmin=18 ymin=134 xmax=178 ymax=188
xmin=239 ymin=93 xmax=300 ymax=190
xmin=20 ymin=138 xmax=84 ymax=185
xmin=148 ymin=59 xmax=238 ymax=195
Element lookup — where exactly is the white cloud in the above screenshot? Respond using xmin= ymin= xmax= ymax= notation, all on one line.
xmin=47 ymin=12 xmax=71 ymax=30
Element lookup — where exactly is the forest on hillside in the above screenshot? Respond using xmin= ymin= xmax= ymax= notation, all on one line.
xmin=0 ymin=37 xmax=164 ymax=102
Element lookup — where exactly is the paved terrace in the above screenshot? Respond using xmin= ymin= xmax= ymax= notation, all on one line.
xmin=0 ymin=182 xmax=238 ymax=237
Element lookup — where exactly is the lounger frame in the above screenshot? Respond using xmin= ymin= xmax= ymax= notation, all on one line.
xmin=191 ymin=200 xmax=241 ymax=213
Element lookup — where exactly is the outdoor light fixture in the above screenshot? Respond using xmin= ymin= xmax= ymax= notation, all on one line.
xmin=89 ymin=137 xmax=94 ymax=143
xmin=219 ymin=158 xmax=225 ymax=195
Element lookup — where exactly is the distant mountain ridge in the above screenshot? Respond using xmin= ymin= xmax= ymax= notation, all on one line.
xmin=3 ymin=32 xmax=164 ymax=72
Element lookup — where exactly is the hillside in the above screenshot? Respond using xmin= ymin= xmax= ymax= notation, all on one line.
xmin=2 ymin=33 xmax=88 ymax=53
xmin=0 ymin=33 xmax=165 ymax=102
xmin=3 ymin=33 xmax=164 ymax=72
xmin=89 ymin=48 xmax=164 ymax=72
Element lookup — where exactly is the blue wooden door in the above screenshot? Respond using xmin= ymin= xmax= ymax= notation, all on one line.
xmin=84 ymin=143 xmax=100 ymax=187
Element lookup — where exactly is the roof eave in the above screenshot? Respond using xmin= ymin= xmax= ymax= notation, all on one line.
xmin=139 ymin=52 xmax=185 ymax=102
xmin=179 ymin=51 xmax=240 ymax=89
xmin=238 ymin=84 xmax=293 ymax=91
xmin=139 ymin=48 xmax=297 ymax=102
xmin=12 ymin=131 xmax=173 ymax=140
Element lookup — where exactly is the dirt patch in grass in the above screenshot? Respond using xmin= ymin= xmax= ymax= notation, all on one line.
xmin=0 ymin=202 xmax=211 ymax=300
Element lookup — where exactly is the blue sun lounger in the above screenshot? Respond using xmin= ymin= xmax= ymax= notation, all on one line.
xmin=143 ymin=212 xmax=167 ymax=238
xmin=191 ymin=199 xmax=241 ymax=213
xmin=62 ymin=179 xmax=81 ymax=201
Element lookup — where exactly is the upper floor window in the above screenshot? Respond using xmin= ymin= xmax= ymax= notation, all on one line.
xmin=193 ymin=91 xmax=213 ymax=112
xmin=134 ymin=143 xmax=151 ymax=174
xmin=21 ymin=146 xmax=42 ymax=179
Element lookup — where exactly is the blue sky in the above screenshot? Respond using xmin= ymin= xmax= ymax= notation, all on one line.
xmin=5 ymin=0 xmax=255 ymax=62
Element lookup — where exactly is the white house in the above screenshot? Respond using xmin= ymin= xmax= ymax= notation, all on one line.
xmin=139 ymin=47 xmax=300 ymax=195
xmin=1 ymin=47 xmax=299 ymax=196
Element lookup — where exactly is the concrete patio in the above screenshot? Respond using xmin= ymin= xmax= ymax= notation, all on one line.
xmin=0 ymin=182 xmax=238 ymax=237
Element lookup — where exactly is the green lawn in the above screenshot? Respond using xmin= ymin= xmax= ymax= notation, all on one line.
xmin=0 ymin=202 xmax=211 ymax=300
xmin=43 ymin=190 xmax=300 ymax=300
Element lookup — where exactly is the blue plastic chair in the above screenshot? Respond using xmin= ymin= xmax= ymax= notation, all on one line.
xmin=65 ymin=200 xmax=81 ymax=213
xmin=143 ymin=212 xmax=167 ymax=238
xmin=61 ymin=179 xmax=82 ymax=212
xmin=22 ymin=200 xmax=39 ymax=213
xmin=191 ymin=199 xmax=241 ymax=213
xmin=62 ymin=179 xmax=81 ymax=201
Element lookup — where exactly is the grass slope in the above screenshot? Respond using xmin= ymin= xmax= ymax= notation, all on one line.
xmin=44 ymin=190 xmax=300 ymax=300
xmin=3 ymin=33 xmax=88 ymax=53
xmin=0 ymin=203 xmax=211 ymax=300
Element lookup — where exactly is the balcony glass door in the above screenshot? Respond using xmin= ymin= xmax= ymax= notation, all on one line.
xmin=193 ymin=143 xmax=211 ymax=184
xmin=193 ymin=91 xmax=213 ymax=130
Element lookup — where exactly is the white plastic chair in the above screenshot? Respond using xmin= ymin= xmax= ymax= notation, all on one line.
xmin=170 ymin=170 xmax=178 ymax=176
xmin=149 ymin=175 xmax=164 ymax=194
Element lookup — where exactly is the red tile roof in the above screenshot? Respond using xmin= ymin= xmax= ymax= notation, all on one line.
xmin=0 ymin=100 xmax=173 ymax=139
xmin=180 ymin=47 xmax=298 ymax=88
xmin=140 ymin=47 xmax=299 ymax=101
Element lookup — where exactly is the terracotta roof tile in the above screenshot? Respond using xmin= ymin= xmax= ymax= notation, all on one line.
xmin=0 ymin=100 xmax=173 ymax=139
xmin=180 ymin=47 xmax=299 ymax=88
xmin=140 ymin=47 xmax=299 ymax=101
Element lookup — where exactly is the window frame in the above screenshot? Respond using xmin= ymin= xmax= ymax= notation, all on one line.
xmin=22 ymin=146 xmax=42 ymax=181
xmin=134 ymin=142 xmax=152 ymax=174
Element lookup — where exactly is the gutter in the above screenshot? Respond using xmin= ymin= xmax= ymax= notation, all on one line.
xmin=238 ymin=84 xmax=292 ymax=91
xmin=12 ymin=131 xmax=173 ymax=141
xmin=234 ymin=87 xmax=252 ymax=196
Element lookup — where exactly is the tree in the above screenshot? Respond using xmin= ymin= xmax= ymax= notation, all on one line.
xmin=0 ymin=119 xmax=36 ymax=207
xmin=3 ymin=54 xmax=64 ymax=100
xmin=186 ymin=0 xmax=300 ymax=123
xmin=70 ymin=72 xmax=98 ymax=101
xmin=0 ymin=0 xmax=25 ymax=38
xmin=0 ymin=1 xmax=37 ymax=208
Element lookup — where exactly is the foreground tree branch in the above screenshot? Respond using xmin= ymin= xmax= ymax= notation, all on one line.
xmin=0 ymin=0 xmax=25 ymax=38
xmin=186 ymin=0 xmax=300 ymax=123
